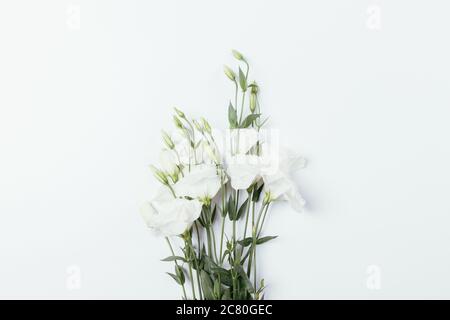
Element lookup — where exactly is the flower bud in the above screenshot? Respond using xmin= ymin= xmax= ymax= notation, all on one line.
xmin=232 ymin=49 xmax=244 ymax=61
xmin=173 ymin=115 xmax=183 ymax=129
xmin=263 ymin=191 xmax=272 ymax=205
xmin=202 ymin=141 xmax=220 ymax=164
xmin=192 ymin=119 xmax=203 ymax=132
xmin=226 ymin=241 xmax=233 ymax=251
xmin=201 ymin=118 xmax=211 ymax=134
xmin=223 ymin=65 xmax=236 ymax=81
xmin=250 ymin=81 xmax=258 ymax=94
xmin=149 ymin=165 xmax=169 ymax=185
xmin=161 ymin=130 xmax=175 ymax=149
xmin=174 ymin=107 xmax=185 ymax=118
xmin=169 ymin=166 xmax=180 ymax=183
xmin=249 ymin=93 xmax=256 ymax=113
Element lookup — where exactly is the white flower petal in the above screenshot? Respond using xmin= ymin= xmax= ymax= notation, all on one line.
xmin=262 ymin=172 xmax=292 ymax=199
xmin=284 ymin=189 xmax=306 ymax=212
xmin=175 ymin=164 xmax=222 ymax=199
xmin=227 ymin=155 xmax=261 ymax=190
xmin=140 ymin=188 xmax=203 ymax=236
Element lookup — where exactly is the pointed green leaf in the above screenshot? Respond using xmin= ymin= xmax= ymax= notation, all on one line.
xmin=228 ymin=102 xmax=238 ymax=129
xmin=237 ymin=237 xmax=253 ymax=247
xmin=175 ymin=265 xmax=185 ymax=285
xmin=213 ymin=278 xmax=221 ymax=299
xmin=235 ymin=264 xmax=254 ymax=293
xmin=241 ymin=114 xmax=261 ymax=128
xmin=252 ymin=183 xmax=265 ymax=202
xmin=236 ymin=198 xmax=249 ymax=220
xmin=211 ymin=205 xmax=217 ymax=223
xmin=161 ymin=256 xmax=187 ymax=263
xmin=166 ymin=272 xmax=182 ymax=285
xmin=211 ymin=267 xmax=232 ymax=287
xmin=227 ymin=194 xmax=237 ymax=220
xmin=221 ymin=288 xmax=231 ymax=300
xmin=256 ymin=236 xmax=278 ymax=245
xmin=201 ymin=270 xmax=215 ymax=300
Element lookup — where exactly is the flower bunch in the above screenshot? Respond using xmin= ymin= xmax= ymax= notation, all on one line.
xmin=141 ymin=50 xmax=306 ymax=300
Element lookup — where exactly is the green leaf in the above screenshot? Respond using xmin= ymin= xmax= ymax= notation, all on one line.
xmin=161 ymin=256 xmax=186 ymax=263
xmin=211 ymin=205 xmax=217 ymax=223
xmin=166 ymin=272 xmax=182 ymax=285
xmin=227 ymin=194 xmax=237 ymax=220
xmin=256 ymin=236 xmax=278 ymax=245
xmin=213 ymin=277 xmax=221 ymax=299
xmin=236 ymin=198 xmax=249 ymax=220
xmin=237 ymin=237 xmax=253 ymax=247
xmin=202 ymin=254 xmax=219 ymax=273
xmin=241 ymin=114 xmax=261 ymax=128
xmin=211 ymin=267 xmax=232 ymax=287
xmin=228 ymin=102 xmax=238 ymax=129
xmin=238 ymin=67 xmax=247 ymax=92
xmin=221 ymin=288 xmax=231 ymax=300
xmin=221 ymin=202 xmax=228 ymax=218
xmin=200 ymin=270 xmax=215 ymax=300
xmin=238 ymin=236 xmax=277 ymax=247
xmin=252 ymin=183 xmax=265 ymax=202
xmin=175 ymin=265 xmax=185 ymax=285
xmin=235 ymin=264 xmax=254 ymax=293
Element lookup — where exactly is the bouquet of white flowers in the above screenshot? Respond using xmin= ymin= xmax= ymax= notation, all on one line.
xmin=141 ymin=50 xmax=306 ymax=300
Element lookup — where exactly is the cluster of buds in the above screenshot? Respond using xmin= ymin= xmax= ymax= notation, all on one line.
xmin=149 ymin=165 xmax=169 ymax=185
xmin=150 ymin=164 xmax=180 ymax=185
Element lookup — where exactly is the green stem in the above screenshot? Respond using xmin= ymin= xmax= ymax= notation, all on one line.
xmin=240 ymin=191 xmax=253 ymax=257
xmin=219 ymin=215 xmax=226 ymax=264
xmin=188 ymin=237 xmax=203 ymax=300
xmin=219 ymin=170 xmax=227 ymax=264
xmin=234 ymin=81 xmax=238 ymax=113
xmin=209 ymin=226 xmax=219 ymax=264
xmin=257 ymin=204 xmax=270 ymax=238
xmin=253 ymin=238 xmax=257 ymax=294
xmin=246 ymin=203 xmax=265 ymax=277
xmin=187 ymin=257 xmax=196 ymax=300
xmin=165 ymin=237 xmax=187 ymax=299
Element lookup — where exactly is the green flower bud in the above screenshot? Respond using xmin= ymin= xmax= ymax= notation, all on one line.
xmin=192 ymin=119 xmax=203 ymax=132
xmin=169 ymin=166 xmax=180 ymax=183
xmin=250 ymin=81 xmax=259 ymax=94
xmin=263 ymin=191 xmax=272 ymax=205
xmin=174 ymin=107 xmax=185 ymax=118
xmin=161 ymin=130 xmax=175 ymax=149
xmin=201 ymin=118 xmax=211 ymax=134
xmin=249 ymin=93 xmax=256 ymax=113
xmin=149 ymin=165 xmax=169 ymax=185
xmin=223 ymin=65 xmax=236 ymax=81
xmin=232 ymin=49 xmax=244 ymax=61
xmin=173 ymin=115 xmax=184 ymax=129
xmin=202 ymin=141 xmax=219 ymax=164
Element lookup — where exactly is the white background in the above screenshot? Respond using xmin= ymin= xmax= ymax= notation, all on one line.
xmin=1 ymin=0 xmax=450 ymax=299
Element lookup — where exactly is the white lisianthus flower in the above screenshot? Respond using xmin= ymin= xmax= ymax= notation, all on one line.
xmin=226 ymin=154 xmax=261 ymax=190
xmin=140 ymin=188 xmax=202 ymax=236
xmin=261 ymin=147 xmax=306 ymax=212
xmin=174 ymin=164 xmax=223 ymax=201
